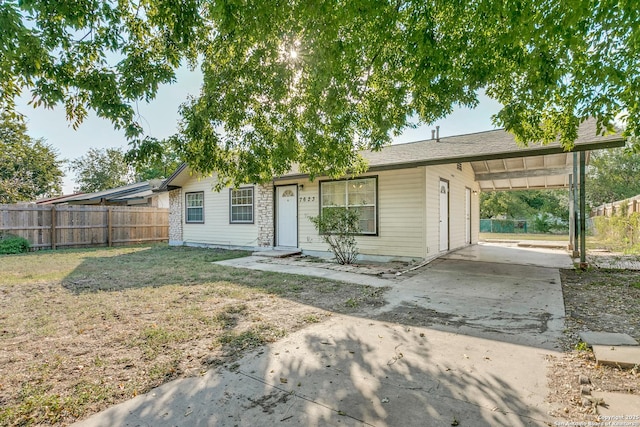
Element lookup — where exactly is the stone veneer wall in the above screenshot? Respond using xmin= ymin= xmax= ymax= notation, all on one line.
xmin=256 ymin=183 xmax=274 ymax=247
xmin=168 ymin=188 xmax=183 ymax=244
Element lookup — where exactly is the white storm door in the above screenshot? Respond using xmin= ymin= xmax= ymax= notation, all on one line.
xmin=439 ymin=179 xmax=449 ymax=251
xmin=276 ymin=185 xmax=298 ymax=247
xmin=465 ymin=187 xmax=471 ymax=244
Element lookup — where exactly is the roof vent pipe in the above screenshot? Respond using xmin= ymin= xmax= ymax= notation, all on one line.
xmin=436 ymin=126 xmax=440 ymax=142
xmin=431 ymin=129 xmax=436 ymax=140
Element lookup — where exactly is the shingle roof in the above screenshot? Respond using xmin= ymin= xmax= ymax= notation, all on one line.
xmin=341 ymin=118 xmax=623 ymax=172
xmin=163 ymin=118 xmax=625 ymax=186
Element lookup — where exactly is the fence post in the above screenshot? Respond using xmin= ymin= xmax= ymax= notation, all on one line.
xmin=107 ymin=207 xmax=112 ymax=247
xmin=50 ymin=205 xmax=57 ymax=250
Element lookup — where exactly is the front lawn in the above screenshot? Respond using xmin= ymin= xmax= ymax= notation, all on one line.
xmin=0 ymin=245 xmax=385 ymax=426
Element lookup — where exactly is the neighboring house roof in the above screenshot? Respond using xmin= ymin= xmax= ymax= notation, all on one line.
xmin=37 ymin=180 xmax=166 ymax=205
xmin=35 ymin=193 xmax=85 ymax=204
xmin=161 ymin=164 xmax=189 ymax=191
xmin=161 ymin=118 xmax=626 ymax=191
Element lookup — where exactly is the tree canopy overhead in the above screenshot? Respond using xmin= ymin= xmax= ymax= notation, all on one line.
xmin=2 ymin=0 xmax=638 ymax=186
xmin=0 ymin=113 xmax=63 ymax=203
xmin=587 ymin=144 xmax=640 ymax=208
xmin=480 ymin=190 xmax=569 ymax=221
xmin=69 ymin=147 xmax=135 ymax=193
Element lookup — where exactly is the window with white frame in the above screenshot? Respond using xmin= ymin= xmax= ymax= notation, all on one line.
xmin=230 ymin=187 xmax=254 ymax=223
xmin=185 ymin=192 xmax=204 ymax=223
xmin=320 ymin=177 xmax=377 ymax=234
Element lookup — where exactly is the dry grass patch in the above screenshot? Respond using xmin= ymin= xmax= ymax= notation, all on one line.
xmin=549 ymin=268 xmax=640 ymax=422
xmin=0 ymin=245 xmax=386 ymax=426
xmin=479 ymin=232 xmax=570 ymax=241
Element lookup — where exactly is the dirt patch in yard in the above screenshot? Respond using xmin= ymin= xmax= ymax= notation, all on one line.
xmin=261 ymin=254 xmax=428 ymax=279
xmin=547 ymin=267 xmax=640 ymax=422
xmin=0 ymin=245 xmax=387 ymax=426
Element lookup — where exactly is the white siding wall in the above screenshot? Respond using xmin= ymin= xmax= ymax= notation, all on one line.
xmin=175 ymin=163 xmax=480 ymax=258
xmin=181 ymin=177 xmax=259 ymax=248
xmin=155 ymin=192 xmax=170 ymax=209
xmin=279 ymin=168 xmax=426 ymax=259
xmin=424 ymin=163 xmax=480 ymax=255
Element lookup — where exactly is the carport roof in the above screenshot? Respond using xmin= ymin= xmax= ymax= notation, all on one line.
xmin=362 ymin=118 xmax=622 ymax=167
xmin=162 ymin=118 xmax=625 ymax=191
xmin=280 ymin=118 xmax=625 ymax=191
xmin=471 ymin=153 xmax=576 ymax=191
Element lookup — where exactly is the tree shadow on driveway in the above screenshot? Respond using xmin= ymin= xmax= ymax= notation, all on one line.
xmin=75 ymin=317 xmax=552 ymax=426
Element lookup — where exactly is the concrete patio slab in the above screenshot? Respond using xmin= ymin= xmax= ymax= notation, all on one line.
xmin=484 ymin=239 xmax=570 ymax=250
xmin=73 ymin=315 xmax=555 ymax=427
xmin=592 ymin=345 xmax=640 ymax=368
xmin=579 ymin=332 xmax=639 ymax=347
xmin=444 ymin=243 xmax=574 ymax=269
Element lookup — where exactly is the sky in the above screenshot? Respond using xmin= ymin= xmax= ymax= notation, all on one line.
xmin=18 ymin=67 xmax=503 ymax=193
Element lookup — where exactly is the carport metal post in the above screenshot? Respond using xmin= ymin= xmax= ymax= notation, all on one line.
xmin=568 ymin=173 xmax=575 ymax=253
xmin=572 ymin=152 xmax=580 ymax=258
xmin=579 ymin=151 xmax=587 ymax=268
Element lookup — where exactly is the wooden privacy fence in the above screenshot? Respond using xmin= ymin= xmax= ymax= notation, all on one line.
xmin=0 ymin=204 xmax=169 ymax=250
xmin=591 ymin=194 xmax=640 ymax=217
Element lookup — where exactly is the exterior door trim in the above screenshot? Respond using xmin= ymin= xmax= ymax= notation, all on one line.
xmin=275 ymin=184 xmax=298 ymax=248
xmin=465 ymin=187 xmax=472 ymax=245
xmin=439 ymin=178 xmax=450 ymax=252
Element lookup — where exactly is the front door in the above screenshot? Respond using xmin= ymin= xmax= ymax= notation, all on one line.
xmin=465 ymin=187 xmax=471 ymax=244
xmin=439 ymin=179 xmax=449 ymax=251
xmin=276 ymin=185 xmax=298 ymax=247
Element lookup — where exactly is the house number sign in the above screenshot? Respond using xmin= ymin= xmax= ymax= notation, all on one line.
xmin=299 ymin=196 xmax=316 ymax=203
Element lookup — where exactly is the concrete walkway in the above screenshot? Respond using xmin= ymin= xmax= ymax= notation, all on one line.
xmin=74 ymin=244 xmax=572 ymax=426
xmin=216 ymin=255 xmax=391 ymax=288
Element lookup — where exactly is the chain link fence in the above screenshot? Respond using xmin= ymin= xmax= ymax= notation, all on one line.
xmin=480 ymin=218 xmax=568 ymax=234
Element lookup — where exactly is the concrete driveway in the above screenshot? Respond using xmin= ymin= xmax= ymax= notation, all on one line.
xmin=74 ymin=243 xmax=571 ymax=427
xmin=377 ymin=243 xmax=571 ymax=350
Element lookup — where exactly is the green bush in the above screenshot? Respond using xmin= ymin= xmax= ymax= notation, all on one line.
xmin=0 ymin=234 xmax=30 ymax=254
xmin=592 ymin=213 xmax=640 ymax=252
xmin=533 ymin=213 xmax=551 ymax=234
xmin=309 ymin=207 xmax=359 ymax=264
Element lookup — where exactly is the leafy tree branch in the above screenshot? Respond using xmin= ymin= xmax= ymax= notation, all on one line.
xmin=0 ymin=113 xmax=63 ymax=203
xmin=2 ymin=1 xmax=638 ymax=186
xmin=69 ymin=147 xmax=135 ymax=193
xmin=587 ymin=141 xmax=640 ymax=208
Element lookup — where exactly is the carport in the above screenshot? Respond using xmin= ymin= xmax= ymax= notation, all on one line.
xmin=465 ymin=120 xmax=625 ymax=265
xmin=363 ymin=118 xmax=625 ymax=263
